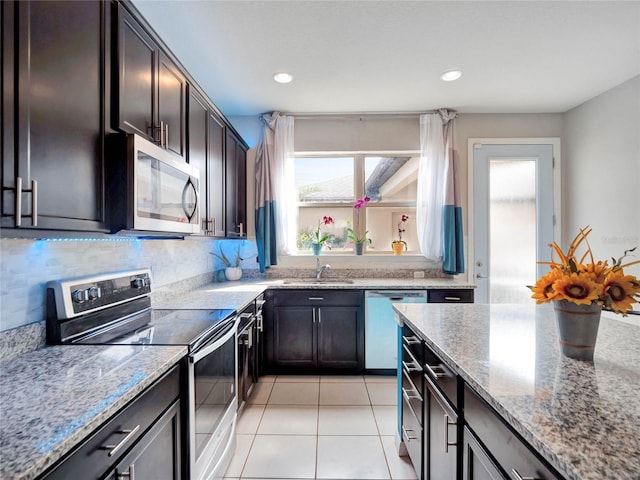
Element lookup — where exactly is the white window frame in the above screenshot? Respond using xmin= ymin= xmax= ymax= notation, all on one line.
xmin=293 ymin=150 xmax=420 ymax=255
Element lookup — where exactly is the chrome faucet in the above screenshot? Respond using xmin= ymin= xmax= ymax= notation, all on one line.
xmin=316 ymin=257 xmax=331 ymax=279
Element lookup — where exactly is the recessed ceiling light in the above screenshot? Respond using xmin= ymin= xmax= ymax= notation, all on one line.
xmin=273 ymin=72 xmax=293 ymax=84
xmin=441 ymin=70 xmax=462 ymax=82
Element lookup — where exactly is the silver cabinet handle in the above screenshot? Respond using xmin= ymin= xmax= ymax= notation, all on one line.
xmin=247 ymin=325 xmax=253 ymax=348
xmin=402 ymin=386 xmax=422 ymax=402
xmin=212 ymin=217 xmax=216 ymax=235
xmin=117 ymin=464 xmax=135 ymax=480
xmin=444 ymin=296 xmax=461 ymax=301
xmin=308 ymin=297 xmax=324 ymax=301
xmin=239 ymin=312 xmax=253 ymax=319
xmin=312 ymin=309 xmax=316 ymax=324
xmin=444 ymin=414 xmax=456 ymax=453
xmin=165 ymin=123 xmax=169 ymax=149
xmin=14 ymin=177 xmax=22 ymax=227
xmin=159 ymin=121 xmax=165 ymax=147
xmin=402 ymin=360 xmax=422 ymax=373
xmin=30 ymin=179 xmax=37 ymax=227
xmin=257 ymin=314 xmax=263 ymax=332
xmin=10 ymin=177 xmax=37 ymax=227
xmin=425 ymin=363 xmax=446 ymax=380
xmin=318 ymin=309 xmax=322 ymax=324
xmin=402 ymin=335 xmax=421 ymax=345
xmin=239 ymin=223 xmax=244 ymax=236
xmin=100 ymin=424 xmax=141 ymax=457
xmin=511 ymin=469 xmax=542 ymax=480
xmin=402 ymin=426 xmax=418 ymax=441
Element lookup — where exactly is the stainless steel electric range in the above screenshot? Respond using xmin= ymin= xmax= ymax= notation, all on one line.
xmin=46 ymin=268 xmax=238 ymax=480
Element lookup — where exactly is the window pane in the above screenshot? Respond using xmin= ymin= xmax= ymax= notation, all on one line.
xmin=364 ymin=156 xmax=417 ymax=203
xmin=366 ymin=207 xmax=417 ymax=252
xmin=489 ymin=160 xmax=536 ymax=303
xmin=296 ymin=157 xmax=354 ymax=203
xmin=297 ymin=207 xmax=353 ymax=252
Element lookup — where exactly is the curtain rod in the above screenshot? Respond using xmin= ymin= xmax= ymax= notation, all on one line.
xmin=284 ymin=111 xmax=439 ymax=120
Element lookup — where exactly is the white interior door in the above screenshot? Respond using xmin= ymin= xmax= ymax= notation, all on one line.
xmin=472 ymin=142 xmax=556 ymax=304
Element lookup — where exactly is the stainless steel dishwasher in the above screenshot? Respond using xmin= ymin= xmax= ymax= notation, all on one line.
xmin=364 ymin=291 xmax=427 ymax=369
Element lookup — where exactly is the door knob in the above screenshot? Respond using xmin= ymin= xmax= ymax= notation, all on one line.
xmin=476 ymin=273 xmax=489 ymax=279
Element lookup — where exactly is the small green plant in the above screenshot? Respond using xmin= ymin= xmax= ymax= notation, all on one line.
xmin=210 ymin=242 xmax=245 ymax=267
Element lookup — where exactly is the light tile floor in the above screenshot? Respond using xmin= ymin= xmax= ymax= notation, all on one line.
xmin=224 ymin=375 xmax=417 ymax=480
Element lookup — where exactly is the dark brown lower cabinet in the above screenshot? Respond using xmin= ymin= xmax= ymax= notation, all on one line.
xmin=265 ymin=290 xmax=364 ymax=373
xmin=40 ymin=366 xmax=182 ymax=480
xmin=462 ymin=426 xmax=506 ymax=480
xmin=425 ymin=374 xmax=458 ymax=479
xmin=110 ymin=401 xmax=181 ymax=480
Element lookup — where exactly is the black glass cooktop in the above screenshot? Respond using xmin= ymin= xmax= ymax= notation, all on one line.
xmin=75 ymin=308 xmax=236 ymax=350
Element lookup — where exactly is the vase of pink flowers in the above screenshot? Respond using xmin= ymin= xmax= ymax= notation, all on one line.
xmin=312 ymin=216 xmax=334 ymax=255
xmin=347 ymin=196 xmax=372 ymax=255
xmin=392 ymin=214 xmax=409 ymax=255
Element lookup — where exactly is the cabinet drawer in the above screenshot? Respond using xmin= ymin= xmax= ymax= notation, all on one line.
xmin=464 ymin=385 xmax=562 ymax=480
xmin=272 ymin=289 xmax=362 ymax=307
xmin=42 ymin=365 xmax=181 ymax=480
xmin=424 ymin=343 xmax=458 ymax=410
xmin=402 ymin=344 xmax=423 ymax=391
xmin=401 ymin=368 xmax=423 ymax=424
xmin=402 ymin=395 xmax=423 ymax=479
xmin=401 ymin=325 xmax=424 ymax=365
xmin=427 ymin=289 xmax=474 ymax=303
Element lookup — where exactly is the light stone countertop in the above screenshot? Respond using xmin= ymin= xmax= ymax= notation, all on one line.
xmin=153 ymin=277 xmax=474 ymax=310
xmin=393 ymin=303 xmax=640 ymax=480
xmin=0 ymin=344 xmax=187 ymax=480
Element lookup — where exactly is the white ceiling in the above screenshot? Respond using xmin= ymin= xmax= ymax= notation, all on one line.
xmin=133 ymin=0 xmax=640 ymax=117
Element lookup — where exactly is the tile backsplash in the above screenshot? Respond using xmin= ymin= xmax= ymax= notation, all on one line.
xmin=0 ymin=237 xmax=259 ymax=332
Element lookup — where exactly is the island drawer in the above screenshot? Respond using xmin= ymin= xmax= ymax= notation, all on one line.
xmin=424 ymin=343 xmax=458 ymax=410
xmin=464 ymin=384 xmax=562 ymax=480
xmin=401 ymin=324 xmax=424 ymax=365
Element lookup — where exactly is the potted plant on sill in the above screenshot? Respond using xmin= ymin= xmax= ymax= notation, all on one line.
xmin=210 ymin=241 xmax=246 ymax=281
xmin=391 ymin=214 xmax=409 ymax=255
xmin=311 ymin=216 xmax=334 ymax=255
xmin=347 ymin=196 xmax=372 ymax=255
xmin=530 ymin=226 xmax=640 ymax=360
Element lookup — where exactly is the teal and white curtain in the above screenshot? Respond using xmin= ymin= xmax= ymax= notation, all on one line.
xmin=417 ymin=110 xmax=465 ymax=274
xmin=254 ymin=112 xmax=295 ymax=272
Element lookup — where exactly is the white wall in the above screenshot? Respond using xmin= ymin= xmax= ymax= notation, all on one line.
xmin=563 ymin=76 xmax=640 ymax=284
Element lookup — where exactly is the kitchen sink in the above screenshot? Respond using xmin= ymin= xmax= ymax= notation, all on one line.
xmin=282 ymin=278 xmax=355 ymax=284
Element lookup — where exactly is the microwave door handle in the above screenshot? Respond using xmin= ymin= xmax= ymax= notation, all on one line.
xmin=181 ymin=177 xmax=198 ymax=222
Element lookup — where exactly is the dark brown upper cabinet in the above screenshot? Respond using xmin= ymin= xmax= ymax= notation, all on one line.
xmin=225 ymin=129 xmax=247 ymax=238
xmin=115 ymin=5 xmax=186 ymax=159
xmin=187 ymin=87 xmax=225 ymax=236
xmin=1 ymin=0 xmax=110 ymax=232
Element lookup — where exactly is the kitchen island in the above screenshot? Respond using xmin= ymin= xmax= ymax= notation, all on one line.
xmin=393 ymin=303 xmax=640 ymax=480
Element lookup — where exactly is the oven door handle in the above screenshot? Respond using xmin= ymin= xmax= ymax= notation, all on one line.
xmin=190 ymin=316 xmax=240 ymax=363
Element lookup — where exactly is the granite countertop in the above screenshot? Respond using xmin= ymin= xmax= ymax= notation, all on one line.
xmin=393 ymin=303 xmax=640 ymax=480
xmin=153 ymin=277 xmax=474 ymax=310
xmin=0 ymin=344 xmax=187 ymax=480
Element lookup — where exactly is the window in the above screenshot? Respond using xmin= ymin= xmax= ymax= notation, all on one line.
xmin=294 ymin=153 xmax=419 ymax=254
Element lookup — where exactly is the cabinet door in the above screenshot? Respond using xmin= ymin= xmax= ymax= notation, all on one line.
xmin=426 ymin=378 xmax=458 ymax=479
xmin=273 ymin=306 xmax=316 ymax=368
xmin=225 ymin=130 xmax=247 ymax=237
xmin=110 ymin=401 xmax=182 ymax=480
xmin=117 ymin=7 xmax=156 ymax=140
xmin=463 ymin=426 xmax=507 ymax=480
xmin=187 ymin=88 xmax=209 ymax=232
xmin=209 ymin=112 xmax=226 ymax=237
xmin=317 ymin=306 xmax=363 ymax=369
xmin=158 ymin=52 xmax=186 ymax=158
xmin=3 ymin=0 xmax=108 ymax=231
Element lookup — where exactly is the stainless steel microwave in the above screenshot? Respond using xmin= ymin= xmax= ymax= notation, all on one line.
xmin=109 ymin=134 xmax=200 ymax=235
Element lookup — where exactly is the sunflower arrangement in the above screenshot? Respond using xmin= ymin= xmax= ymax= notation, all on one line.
xmin=531 ymin=227 xmax=640 ymax=315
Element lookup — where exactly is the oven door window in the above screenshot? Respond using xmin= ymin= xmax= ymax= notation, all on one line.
xmin=193 ymin=331 xmax=235 ymax=460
